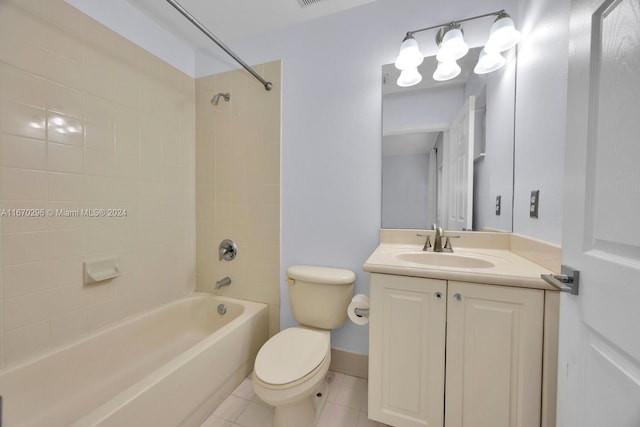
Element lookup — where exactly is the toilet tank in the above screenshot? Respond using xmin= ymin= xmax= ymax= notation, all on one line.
xmin=287 ymin=265 xmax=355 ymax=329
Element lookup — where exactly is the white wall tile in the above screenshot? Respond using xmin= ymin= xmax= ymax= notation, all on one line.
xmin=50 ymin=309 xmax=87 ymax=347
xmin=3 ymin=290 xmax=52 ymax=331
xmin=0 ymin=101 xmax=46 ymax=140
xmin=48 ymin=172 xmax=86 ymax=201
xmin=3 ymin=320 xmax=51 ymax=365
xmin=46 ymin=81 xmax=83 ymax=119
xmin=48 ymin=229 xmax=85 ymax=259
xmin=85 ymin=148 xmax=115 ymax=176
xmin=0 ymin=63 xmax=47 ymax=108
xmin=0 ymin=201 xmax=50 ymax=233
xmin=47 ymin=256 xmax=84 ymax=288
xmin=0 ymin=134 xmax=46 ymax=170
xmin=48 ymin=142 xmax=83 ymax=173
xmin=194 ymin=65 xmax=281 ymax=336
xmin=2 ymin=261 xmax=51 ymax=298
xmin=49 ymin=283 xmax=85 ymax=317
xmin=84 ymin=120 xmax=114 ymax=152
xmin=0 ymin=0 xmax=195 ymax=367
xmin=1 ymin=231 xmax=48 ymax=266
xmin=47 ymin=113 xmax=84 ymax=146
xmin=0 ymin=167 xmax=48 ymax=200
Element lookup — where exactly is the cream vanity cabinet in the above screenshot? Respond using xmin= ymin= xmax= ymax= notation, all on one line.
xmin=368 ymin=273 xmax=545 ymax=427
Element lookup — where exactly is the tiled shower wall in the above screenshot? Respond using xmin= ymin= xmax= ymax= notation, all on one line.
xmin=0 ymin=0 xmax=196 ymax=368
xmin=195 ymin=63 xmax=281 ymax=338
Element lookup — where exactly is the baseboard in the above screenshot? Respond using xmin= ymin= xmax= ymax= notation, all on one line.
xmin=330 ymin=348 xmax=368 ymax=379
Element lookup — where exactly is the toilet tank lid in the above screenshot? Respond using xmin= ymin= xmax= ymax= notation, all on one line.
xmin=287 ymin=265 xmax=356 ymax=285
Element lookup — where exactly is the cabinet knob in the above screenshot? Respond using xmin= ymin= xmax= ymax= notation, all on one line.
xmin=454 ymin=293 xmax=463 ymax=302
xmin=435 ymin=292 xmax=443 ymax=299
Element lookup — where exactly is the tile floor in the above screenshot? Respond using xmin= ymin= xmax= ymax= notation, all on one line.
xmin=200 ymin=372 xmax=389 ymax=427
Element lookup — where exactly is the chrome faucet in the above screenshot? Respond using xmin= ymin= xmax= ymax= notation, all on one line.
xmin=417 ymin=233 xmax=432 ymax=251
xmin=432 ymin=224 xmax=444 ymax=252
xmin=215 ymin=276 xmax=232 ymax=290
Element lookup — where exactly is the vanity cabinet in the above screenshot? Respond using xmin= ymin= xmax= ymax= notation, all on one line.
xmin=369 ymin=273 xmax=545 ymax=427
xmin=369 ymin=274 xmax=447 ymax=427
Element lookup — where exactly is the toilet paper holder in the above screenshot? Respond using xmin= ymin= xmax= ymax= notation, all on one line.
xmin=354 ymin=307 xmax=369 ymax=318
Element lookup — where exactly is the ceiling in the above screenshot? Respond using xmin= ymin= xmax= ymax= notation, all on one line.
xmin=124 ymin=0 xmax=377 ymax=48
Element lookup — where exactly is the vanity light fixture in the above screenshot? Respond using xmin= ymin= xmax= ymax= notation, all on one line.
xmin=393 ymin=9 xmax=521 ymax=86
xmin=433 ymin=60 xmax=461 ymax=81
xmin=397 ymin=67 xmax=423 ymax=87
xmin=435 ymin=24 xmax=468 ymax=62
xmin=394 ymin=34 xmax=424 ymax=71
xmin=473 ymin=49 xmax=506 ymax=74
xmin=485 ymin=11 xmax=522 ymax=53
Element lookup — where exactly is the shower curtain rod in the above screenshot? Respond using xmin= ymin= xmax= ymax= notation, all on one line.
xmin=165 ymin=0 xmax=273 ymax=91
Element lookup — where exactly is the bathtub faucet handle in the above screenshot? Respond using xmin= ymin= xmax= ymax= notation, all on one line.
xmin=219 ymin=239 xmax=238 ymax=261
xmin=215 ymin=276 xmax=232 ymax=290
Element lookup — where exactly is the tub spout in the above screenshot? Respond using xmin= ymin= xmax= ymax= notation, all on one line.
xmin=215 ymin=276 xmax=232 ymax=290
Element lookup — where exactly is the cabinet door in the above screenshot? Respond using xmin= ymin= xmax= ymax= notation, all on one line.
xmin=369 ymin=274 xmax=447 ymax=427
xmin=445 ymin=282 xmax=544 ymax=427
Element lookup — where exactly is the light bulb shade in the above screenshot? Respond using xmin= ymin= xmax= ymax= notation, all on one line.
xmin=433 ymin=61 xmax=461 ymax=81
xmin=397 ymin=67 xmax=423 ymax=87
xmin=394 ymin=36 xmax=424 ymax=70
xmin=485 ymin=14 xmax=521 ymax=53
xmin=474 ymin=49 xmax=506 ymax=74
xmin=436 ymin=27 xmax=469 ymax=62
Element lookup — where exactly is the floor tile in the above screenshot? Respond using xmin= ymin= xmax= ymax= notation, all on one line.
xmin=357 ymin=411 xmax=389 ymax=427
xmin=235 ymin=401 xmax=274 ymax=427
xmin=233 ymin=377 xmax=257 ymax=400
xmin=318 ymin=402 xmax=359 ymax=427
xmin=212 ymin=395 xmax=249 ymax=422
xmin=326 ymin=371 xmax=345 ymax=402
xmin=201 ymin=371 xmax=374 ymax=427
xmin=200 ymin=415 xmax=237 ymax=427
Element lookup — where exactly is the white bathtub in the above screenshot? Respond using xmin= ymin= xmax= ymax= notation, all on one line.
xmin=0 ymin=293 xmax=268 ymax=427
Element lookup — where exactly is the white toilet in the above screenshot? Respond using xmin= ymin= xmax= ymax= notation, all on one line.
xmin=252 ymin=265 xmax=355 ymax=427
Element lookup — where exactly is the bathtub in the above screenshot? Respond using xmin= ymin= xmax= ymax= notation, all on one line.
xmin=0 ymin=293 xmax=268 ymax=427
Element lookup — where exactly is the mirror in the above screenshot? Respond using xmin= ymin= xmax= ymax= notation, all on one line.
xmin=382 ymin=47 xmax=516 ymax=232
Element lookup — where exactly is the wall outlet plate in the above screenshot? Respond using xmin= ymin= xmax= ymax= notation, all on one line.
xmin=530 ymin=190 xmax=539 ymax=218
xmin=495 ymin=195 xmax=501 ymax=216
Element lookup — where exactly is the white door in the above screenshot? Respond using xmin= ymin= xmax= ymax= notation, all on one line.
xmin=559 ymin=0 xmax=640 ymax=425
xmin=446 ymin=96 xmax=475 ymax=231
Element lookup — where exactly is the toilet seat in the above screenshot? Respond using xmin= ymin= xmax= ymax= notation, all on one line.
xmin=254 ymin=328 xmax=330 ymax=389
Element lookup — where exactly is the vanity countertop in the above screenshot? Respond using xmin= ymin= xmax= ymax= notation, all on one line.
xmin=363 ymin=230 xmax=560 ymax=291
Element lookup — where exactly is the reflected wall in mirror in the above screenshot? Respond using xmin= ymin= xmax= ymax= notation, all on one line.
xmin=382 ymin=47 xmax=516 ymax=232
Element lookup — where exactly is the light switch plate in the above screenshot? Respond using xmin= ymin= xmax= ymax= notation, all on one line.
xmin=530 ymin=190 xmax=539 ymax=218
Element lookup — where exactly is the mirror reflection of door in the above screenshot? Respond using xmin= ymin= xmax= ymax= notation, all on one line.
xmin=445 ymin=96 xmax=475 ymax=231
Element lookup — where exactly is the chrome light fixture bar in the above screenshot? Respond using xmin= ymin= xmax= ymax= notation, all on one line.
xmin=394 ymin=10 xmax=521 ymax=87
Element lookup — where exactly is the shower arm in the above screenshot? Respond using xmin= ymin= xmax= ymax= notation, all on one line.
xmin=165 ymin=0 xmax=273 ymax=91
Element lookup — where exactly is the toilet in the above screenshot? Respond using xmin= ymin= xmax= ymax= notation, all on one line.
xmin=252 ymin=265 xmax=355 ymax=427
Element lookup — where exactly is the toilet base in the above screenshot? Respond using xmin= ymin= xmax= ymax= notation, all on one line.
xmin=272 ymin=380 xmax=328 ymax=427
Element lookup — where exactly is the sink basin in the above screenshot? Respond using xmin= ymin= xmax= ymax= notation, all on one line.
xmin=394 ymin=252 xmax=495 ymax=269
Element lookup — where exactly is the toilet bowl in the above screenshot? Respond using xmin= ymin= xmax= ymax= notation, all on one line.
xmin=252 ymin=265 xmax=355 ymax=427
xmin=253 ymin=328 xmax=331 ymax=427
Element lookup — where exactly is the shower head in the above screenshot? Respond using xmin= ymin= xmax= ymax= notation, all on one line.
xmin=211 ymin=92 xmax=231 ymax=105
